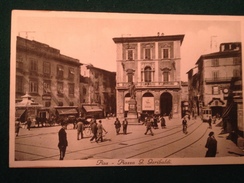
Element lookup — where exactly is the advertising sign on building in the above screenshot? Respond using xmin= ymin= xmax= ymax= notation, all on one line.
xmin=142 ymin=97 xmax=154 ymax=111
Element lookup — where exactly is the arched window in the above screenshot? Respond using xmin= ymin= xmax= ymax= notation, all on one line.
xmin=144 ymin=66 xmax=152 ymax=82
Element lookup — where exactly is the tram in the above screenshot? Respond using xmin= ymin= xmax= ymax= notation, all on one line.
xmin=201 ymin=106 xmax=212 ymax=122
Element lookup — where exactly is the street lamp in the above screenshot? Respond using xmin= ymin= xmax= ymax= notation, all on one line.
xmin=197 ymin=94 xmax=200 ymax=116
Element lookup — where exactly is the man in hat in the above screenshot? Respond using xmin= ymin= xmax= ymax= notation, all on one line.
xmin=96 ymin=120 xmax=107 ymax=143
xmin=58 ymin=122 xmax=68 ymax=160
xmin=76 ymin=118 xmax=84 ymax=140
xmin=205 ymin=131 xmax=217 ymax=157
xmin=90 ymin=118 xmax=98 ymax=142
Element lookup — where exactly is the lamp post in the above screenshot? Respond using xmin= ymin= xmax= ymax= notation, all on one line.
xmin=197 ymin=94 xmax=200 ymax=116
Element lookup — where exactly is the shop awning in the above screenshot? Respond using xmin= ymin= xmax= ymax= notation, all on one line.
xmin=83 ymin=106 xmax=103 ymax=113
xmin=222 ymin=102 xmax=234 ymax=118
xmin=56 ymin=108 xmax=78 ymax=115
xmin=15 ymin=109 xmax=26 ymax=118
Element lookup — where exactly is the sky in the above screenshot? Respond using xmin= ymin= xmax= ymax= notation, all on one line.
xmin=12 ymin=11 xmax=243 ymax=81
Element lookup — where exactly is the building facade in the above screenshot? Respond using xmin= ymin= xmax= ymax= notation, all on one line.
xmin=80 ymin=64 xmax=116 ymax=117
xmin=195 ymin=42 xmax=242 ymax=116
xmin=16 ymin=36 xmax=81 ymax=108
xmin=113 ymin=34 xmax=185 ymax=119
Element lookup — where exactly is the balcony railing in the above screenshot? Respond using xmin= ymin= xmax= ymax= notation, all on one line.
xmin=116 ymin=81 xmax=181 ymax=89
xmin=205 ymin=77 xmax=233 ymax=83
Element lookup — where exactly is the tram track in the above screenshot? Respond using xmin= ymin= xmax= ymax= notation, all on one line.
xmin=68 ymin=120 xmax=204 ymax=159
xmin=15 ymin=119 xmax=208 ymax=160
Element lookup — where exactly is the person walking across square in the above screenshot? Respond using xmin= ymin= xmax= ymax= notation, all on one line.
xmin=205 ymin=131 xmax=217 ymax=157
xmin=144 ymin=117 xmax=154 ymax=136
xmin=114 ymin=118 xmax=121 ymax=135
xmin=96 ymin=120 xmax=107 ymax=143
xmin=182 ymin=116 xmax=188 ymax=134
xmin=122 ymin=118 xmax=128 ymax=135
xmin=90 ymin=119 xmax=98 ymax=142
xmin=58 ymin=122 xmax=68 ymax=160
xmin=76 ymin=118 xmax=84 ymax=140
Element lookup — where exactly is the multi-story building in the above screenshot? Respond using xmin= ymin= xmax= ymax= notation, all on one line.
xmin=80 ymin=64 xmax=116 ymax=117
xmin=188 ymin=42 xmax=242 ymax=117
xmin=113 ymin=34 xmax=185 ymax=118
xmin=16 ymin=36 xmax=81 ymax=110
xmin=187 ymin=66 xmax=201 ymax=116
xmin=180 ymin=81 xmax=189 ymax=118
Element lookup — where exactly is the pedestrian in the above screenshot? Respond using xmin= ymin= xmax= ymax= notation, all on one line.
xmin=160 ymin=115 xmax=166 ymax=129
xmin=90 ymin=119 xmax=98 ymax=141
xmin=205 ymin=131 xmax=217 ymax=157
xmin=26 ymin=117 xmax=32 ymax=131
xmin=122 ymin=118 xmax=128 ymax=135
xmin=144 ymin=117 xmax=154 ymax=136
xmin=182 ymin=116 xmax=188 ymax=134
xmin=169 ymin=111 xmax=173 ymax=120
xmin=153 ymin=115 xmax=158 ymax=129
xmin=212 ymin=115 xmax=216 ymax=124
xmin=15 ymin=118 xmax=21 ymax=137
xmin=208 ymin=116 xmax=212 ymax=129
xmin=58 ymin=122 xmax=68 ymax=160
xmin=76 ymin=118 xmax=84 ymax=140
xmin=96 ymin=120 xmax=107 ymax=143
xmin=114 ymin=117 xmax=121 ymax=135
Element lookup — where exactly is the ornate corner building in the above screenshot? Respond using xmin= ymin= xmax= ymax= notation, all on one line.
xmin=113 ymin=34 xmax=185 ymax=119
xmin=16 ymin=36 xmax=81 ymax=108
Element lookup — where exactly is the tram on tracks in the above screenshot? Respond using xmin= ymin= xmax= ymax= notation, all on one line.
xmin=201 ymin=106 xmax=212 ymax=122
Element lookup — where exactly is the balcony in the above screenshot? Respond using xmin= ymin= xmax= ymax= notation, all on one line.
xmin=116 ymin=81 xmax=181 ymax=90
xmin=205 ymin=77 xmax=232 ymax=84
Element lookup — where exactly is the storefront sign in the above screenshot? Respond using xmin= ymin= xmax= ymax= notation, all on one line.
xmin=142 ymin=97 xmax=154 ymax=110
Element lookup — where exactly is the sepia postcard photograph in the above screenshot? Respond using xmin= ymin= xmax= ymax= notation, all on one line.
xmin=9 ymin=10 xmax=244 ymax=167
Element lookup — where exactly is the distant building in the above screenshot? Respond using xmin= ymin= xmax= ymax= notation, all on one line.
xmin=194 ymin=42 xmax=242 ymax=115
xmin=187 ymin=66 xmax=200 ymax=116
xmin=113 ymin=34 xmax=185 ymax=118
xmin=16 ymin=36 xmax=81 ymax=108
xmin=80 ymin=64 xmax=116 ymax=117
xmin=181 ymin=81 xmax=189 ymax=118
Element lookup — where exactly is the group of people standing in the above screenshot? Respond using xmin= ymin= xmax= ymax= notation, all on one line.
xmin=114 ymin=117 xmax=128 ymax=135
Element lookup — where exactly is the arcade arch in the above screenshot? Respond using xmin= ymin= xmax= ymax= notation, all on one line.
xmin=160 ymin=92 xmax=172 ymax=116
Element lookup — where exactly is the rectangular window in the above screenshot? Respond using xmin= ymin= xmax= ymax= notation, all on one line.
xmin=163 ymin=72 xmax=169 ymax=82
xmin=233 ymin=57 xmax=241 ymax=65
xmin=43 ymin=62 xmax=51 ymax=75
xmin=127 ymin=49 xmax=134 ymax=60
xmin=145 ymin=48 xmax=151 ymax=59
xmin=57 ymin=82 xmax=63 ymax=95
xmin=57 ymin=65 xmax=64 ymax=79
xmin=16 ymin=57 xmax=23 ymax=70
xmin=213 ymin=71 xmax=219 ymax=80
xmin=43 ymin=80 xmax=51 ymax=93
xmin=95 ymin=82 xmax=99 ymax=90
xmin=212 ymin=59 xmax=219 ymax=67
xmin=233 ymin=69 xmax=240 ymax=77
xmin=162 ymin=48 xmax=170 ymax=59
xmin=69 ymin=68 xmax=75 ymax=80
xmin=16 ymin=76 xmax=23 ymax=93
xmin=95 ymin=93 xmax=100 ymax=103
xmin=68 ymin=83 xmax=74 ymax=96
xmin=30 ymin=60 xmax=38 ymax=72
xmin=212 ymin=86 xmax=219 ymax=95
xmin=29 ymin=80 xmax=38 ymax=93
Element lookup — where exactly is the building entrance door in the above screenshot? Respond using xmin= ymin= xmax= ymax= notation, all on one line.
xmin=160 ymin=92 xmax=172 ymax=115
